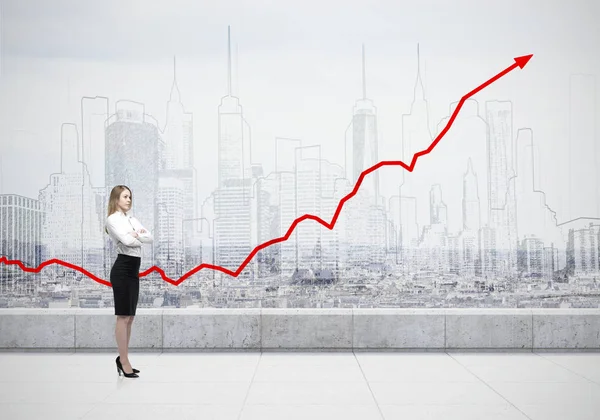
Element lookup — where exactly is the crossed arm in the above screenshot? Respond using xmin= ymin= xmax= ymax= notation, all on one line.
xmin=130 ymin=217 xmax=153 ymax=243
xmin=106 ymin=215 xmax=153 ymax=247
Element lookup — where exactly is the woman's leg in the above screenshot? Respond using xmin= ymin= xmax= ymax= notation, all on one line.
xmin=115 ymin=315 xmax=133 ymax=371
xmin=126 ymin=316 xmax=134 ymax=347
xmin=126 ymin=316 xmax=136 ymax=370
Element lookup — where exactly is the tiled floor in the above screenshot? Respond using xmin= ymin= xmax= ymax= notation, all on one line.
xmin=1 ymin=351 xmax=600 ymax=419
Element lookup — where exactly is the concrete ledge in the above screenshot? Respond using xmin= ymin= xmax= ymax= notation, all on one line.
xmin=74 ymin=309 xmax=162 ymax=350
xmin=0 ymin=309 xmax=75 ymax=349
xmin=163 ymin=309 xmax=261 ymax=350
xmin=445 ymin=309 xmax=533 ymax=349
xmin=0 ymin=308 xmax=599 ymax=351
xmin=533 ymin=309 xmax=600 ymax=349
xmin=262 ymin=309 xmax=353 ymax=350
xmin=353 ymin=309 xmax=445 ymax=349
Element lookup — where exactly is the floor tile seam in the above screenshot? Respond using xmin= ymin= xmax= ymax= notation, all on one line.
xmin=236 ymin=351 xmax=264 ymax=420
xmin=445 ymin=351 xmax=534 ymax=420
xmin=534 ymin=351 xmax=600 ymax=386
xmin=352 ymin=351 xmax=387 ymax=420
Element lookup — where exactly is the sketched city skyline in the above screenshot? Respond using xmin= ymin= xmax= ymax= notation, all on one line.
xmin=1 ymin=23 xmax=599 ymax=309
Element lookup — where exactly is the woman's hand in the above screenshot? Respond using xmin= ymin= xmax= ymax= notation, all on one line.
xmin=130 ymin=231 xmax=139 ymax=238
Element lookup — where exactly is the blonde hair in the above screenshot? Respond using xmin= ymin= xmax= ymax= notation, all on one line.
xmin=105 ymin=185 xmax=132 ymax=234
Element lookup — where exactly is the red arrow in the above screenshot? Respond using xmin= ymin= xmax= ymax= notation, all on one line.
xmin=464 ymin=54 xmax=533 ymax=99
xmin=514 ymin=54 xmax=533 ymax=69
xmin=1 ymin=53 xmax=534 ymax=287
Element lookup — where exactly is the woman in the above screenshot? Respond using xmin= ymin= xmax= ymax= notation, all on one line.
xmin=105 ymin=185 xmax=153 ymax=378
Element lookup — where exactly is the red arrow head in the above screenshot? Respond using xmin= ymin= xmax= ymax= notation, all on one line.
xmin=514 ymin=54 xmax=533 ymax=69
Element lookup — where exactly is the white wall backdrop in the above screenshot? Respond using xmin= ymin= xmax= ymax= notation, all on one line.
xmin=1 ymin=0 xmax=599 ymax=309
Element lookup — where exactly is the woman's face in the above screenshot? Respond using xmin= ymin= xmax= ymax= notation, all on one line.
xmin=117 ymin=189 xmax=132 ymax=213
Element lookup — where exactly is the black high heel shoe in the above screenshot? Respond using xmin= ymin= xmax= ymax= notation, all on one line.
xmin=116 ymin=356 xmax=139 ymax=378
xmin=117 ymin=356 xmax=140 ymax=373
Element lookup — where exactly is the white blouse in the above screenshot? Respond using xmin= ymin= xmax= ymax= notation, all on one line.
xmin=105 ymin=210 xmax=153 ymax=258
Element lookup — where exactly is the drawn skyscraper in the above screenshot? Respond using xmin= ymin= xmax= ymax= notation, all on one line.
xmin=568 ymin=74 xmax=598 ymax=220
xmin=214 ymin=26 xmax=253 ymax=278
xmin=400 ymin=44 xmax=431 ymax=271
xmin=158 ymin=57 xmax=194 ymax=277
xmin=515 ymin=128 xmax=542 ymax=238
xmin=430 ymin=184 xmax=447 ymax=226
xmin=567 ymin=223 xmax=600 ymax=275
xmin=519 ymin=235 xmax=544 ymax=278
xmin=460 ymin=159 xmax=480 ymax=277
xmin=295 ymin=146 xmax=322 ymax=272
xmin=514 ymin=128 xmax=565 ymax=273
xmin=486 ymin=100 xmax=517 ymax=275
xmin=255 ymin=171 xmax=280 ymax=277
xmin=462 ymin=158 xmax=481 ymax=232
xmin=217 ymin=26 xmax=251 ymax=186
xmin=320 ymin=160 xmax=345 ymax=279
xmin=81 ymin=96 xmax=109 ymax=188
xmin=0 ymin=195 xmax=42 ymax=294
xmin=105 ymin=101 xmax=160 ymax=272
xmin=345 ymin=44 xmax=379 ymax=203
xmin=275 ymin=137 xmax=301 ymax=277
xmin=40 ymin=124 xmax=103 ymax=283
xmin=343 ymin=45 xmax=386 ymax=268
xmin=420 ymin=184 xmax=448 ymax=274
xmin=80 ymin=97 xmax=109 ymax=286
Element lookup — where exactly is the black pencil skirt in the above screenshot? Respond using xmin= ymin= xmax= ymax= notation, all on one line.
xmin=110 ymin=254 xmax=141 ymax=316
